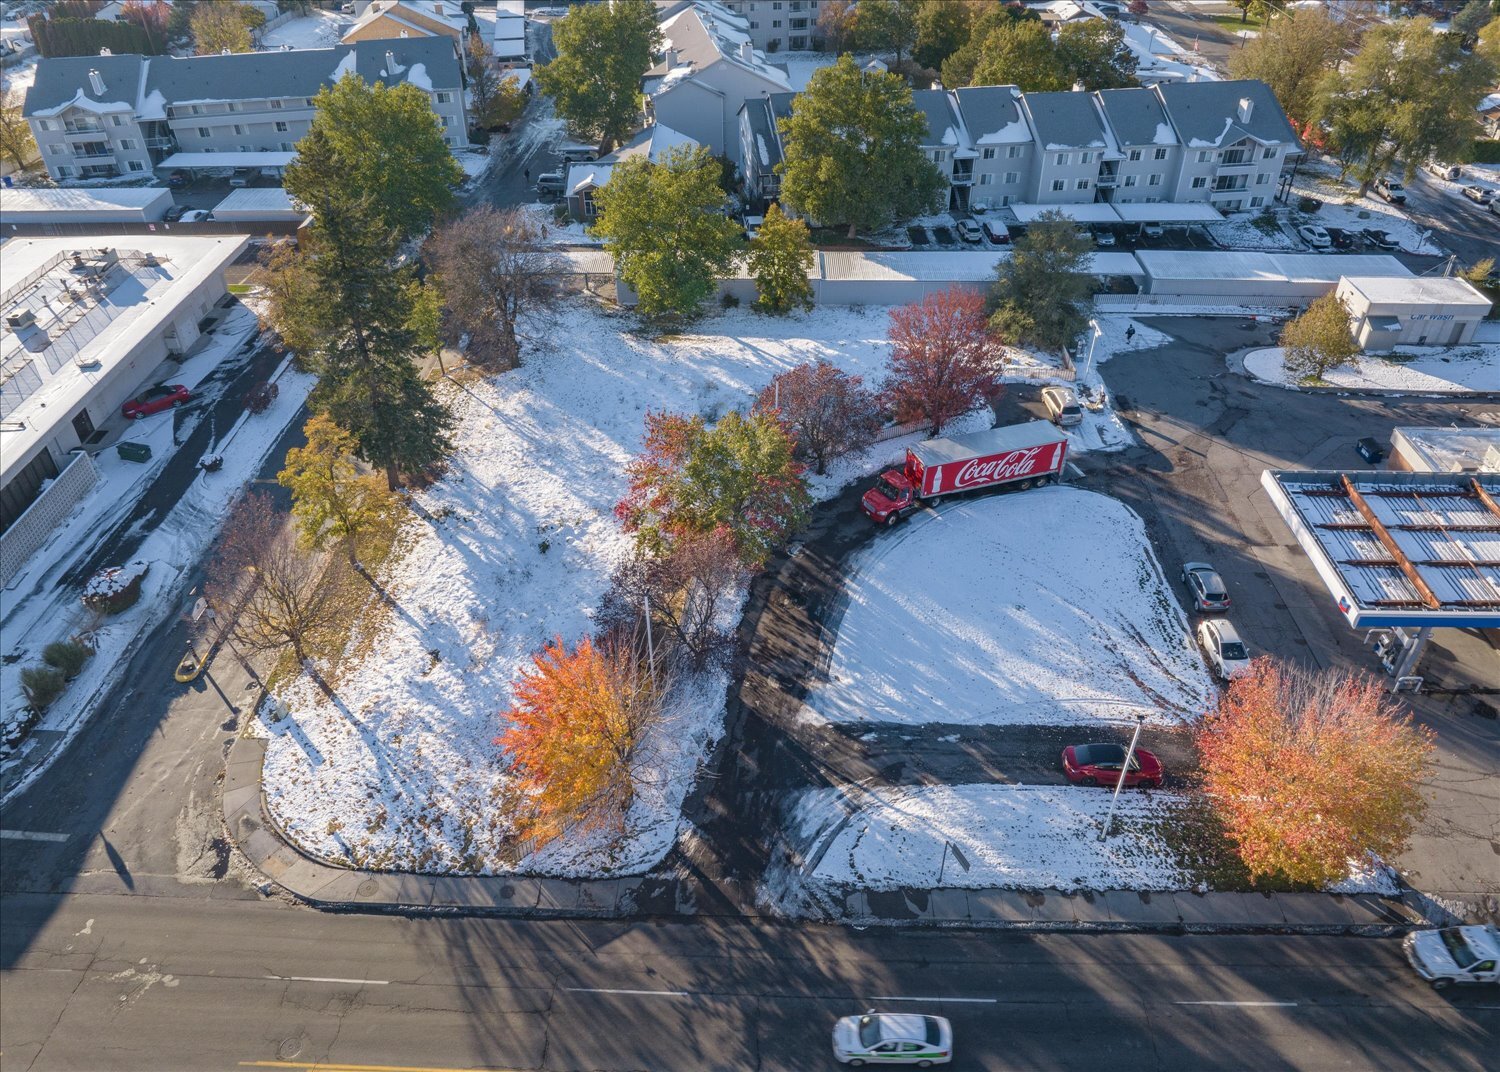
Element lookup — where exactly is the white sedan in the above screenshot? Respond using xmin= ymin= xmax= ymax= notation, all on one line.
xmin=833 ymin=1011 xmax=953 ymax=1066
xmin=1297 ymin=224 xmax=1332 ymax=250
xmin=1197 ymin=619 xmax=1251 ymax=681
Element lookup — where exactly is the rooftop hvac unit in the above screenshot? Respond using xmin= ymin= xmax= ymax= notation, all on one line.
xmin=5 ymin=309 xmax=36 ymax=329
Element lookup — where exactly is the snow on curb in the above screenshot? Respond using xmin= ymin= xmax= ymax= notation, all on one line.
xmin=1242 ymin=345 xmax=1500 ymax=394
xmin=804 ymin=487 xmax=1216 ymax=728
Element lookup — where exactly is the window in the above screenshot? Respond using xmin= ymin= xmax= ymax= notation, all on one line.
xmin=233 ymin=124 xmax=246 ymax=135
xmin=1055 ymin=152 xmax=1069 ymax=165
xmin=48 ymin=142 xmax=64 ymax=154
xmin=790 ymin=35 xmax=806 ymax=46
xmin=1148 ymin=173 xmax=1162 ymax=186
xmin=111 ymin=115 xmax=123 ymax=126
xmin=1196 ymin=150 xmax=1212 ymax=163
xmin=982 ymin=147 xmax=996 ymax=160
xmin=446 ymin=135 xmax=458 ymax=147
xmin=772 ymin=1 xmax=781 ymax=7
xmin=931 ymin=149 xmax=945 ymax=163
xmin=1007 ymin=145 xmax=1022 ymax=158
xmin=227 ymin=102 xmax=238 ymax=112
xmin=305 ymin=99 xmax=314 ymax=106
xmin=1076 ymin=179 xmax=1090 ymax=190
xmin=1128 ymin=149 xmax=1141 ymax=161
xmin=1154 ymin=147 xmax=1169 ymax=160
xmin=1262 ymin=147 xmax=1277 ymax=159
xmin=1123 ymin=174 xmax=1137 ymax=187
xmin=1004 ymin=171 xmax=1018 ymax=184
xmin=1079 ymin=151 xmax=1092 ymax=164
xmin=118 ymin=138 xmax=135 ymax=149
xmin=1255 ymin=173 xmax=1268 ymax=185
xmin=37 ymin=119 xmax=52 ymax=131
xmin=57 ymin=165 xmax=74 ymax=177
xmin=1191 ymin=176 xmax=1207 ymax=189
xmin=127 ymin=160 xmax=144 ymax=172
xmin=275 ymin=121 xmax=289 ymax=133
xmin=239 ymin=145 xmax=250 ymax=152
xmin=979 ymin=173 xmax=992 ymax=185
xmin=198 ymin=127 xmax=211 ymax=138
xmin=436 ymin=91 xmax=453 ymax=104
xmin=791 ymin=17 xmax=807 ymax=28
xmin=191 ymin=104 xmax=203 ymax=115
xmin=271 ymin=100 xmax=283 ymax=110
xmin=1250 ymin=196 xmax=1264 ymax=207
xmin=1051 ymin=179 xmax=1065 ymax=191
xmin=280 ymin=142 xmax=294 ymax=151
xmin=442 ymin=115 xmax=453 ymax=127
xmin=750 ymin=19 xmax=758 ymax=26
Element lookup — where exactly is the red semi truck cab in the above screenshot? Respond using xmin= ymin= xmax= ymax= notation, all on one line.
xmin=861 ymin=421 xmax=1069 ymax=525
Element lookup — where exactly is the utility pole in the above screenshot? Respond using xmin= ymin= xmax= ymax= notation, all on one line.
xmin=1099 ymin=714 xmax=1147 ymax=841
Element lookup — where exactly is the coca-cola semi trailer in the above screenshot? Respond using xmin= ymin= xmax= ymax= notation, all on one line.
xmin=860 ymin=421 xmax=1069 ymax=525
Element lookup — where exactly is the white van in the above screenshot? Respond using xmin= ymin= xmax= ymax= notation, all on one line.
xmin=1041 ymin=385 xmax=1083 ymax=427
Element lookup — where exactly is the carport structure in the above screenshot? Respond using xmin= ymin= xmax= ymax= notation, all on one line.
xmin=155 ymin=151 xmax=295 ymax=177
xmin=1261 ymin=469 xmax=1500 ymax=688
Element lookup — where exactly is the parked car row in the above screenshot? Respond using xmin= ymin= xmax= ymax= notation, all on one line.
xmin=1181 ymin=561 xmax=1253 ymax=681
xmin=1296 ymin=223 xmax=1401 ymax=252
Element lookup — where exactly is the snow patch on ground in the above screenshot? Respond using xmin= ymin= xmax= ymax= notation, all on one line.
xmin=258 ymin=11 xmax=348 ymax=50
xmin=1207 ymin=216 xmax=1301 ymax=251
xmin=1291 ymin=161 xmax=1443 ymax=255
xmin=1242 ymin=345 xmax=1500 ymax=393
xmin=262 ymin=302 xmax=932 ymax=877
xmin=806 ymin=487 xmax=1215 ymax=728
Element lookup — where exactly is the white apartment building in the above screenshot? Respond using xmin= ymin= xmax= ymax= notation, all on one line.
xmin=23 ymin=38 xmax=468 ymax=183
xmin=713 ymin=0 xmax=823 ymax=53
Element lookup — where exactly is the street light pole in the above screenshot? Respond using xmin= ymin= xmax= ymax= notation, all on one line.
xmin=1099 ymin=714 xmax=1146 ymax=842
xmin=1081 ymin=319 xmax=1103 ymax=383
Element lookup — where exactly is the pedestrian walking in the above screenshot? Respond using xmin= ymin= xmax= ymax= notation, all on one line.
xmin=1124 ymin=325 xmax=1136 ymax=343
xmin=524 ymin=167 xmax=531 ymax=183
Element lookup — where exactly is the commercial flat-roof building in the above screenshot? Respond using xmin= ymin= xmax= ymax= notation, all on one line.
xmin=1335 ymin=275 xmax=1492 ymax=351
xmin=1 ymin=186 xmax=173 ymax=225
xmin=1390 ymin=427 xmax=1500 ymax=474
xmin=1 ymin=235 xmax=246 ymax=543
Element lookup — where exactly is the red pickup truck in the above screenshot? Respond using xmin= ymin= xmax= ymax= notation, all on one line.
xmin=860 ymin=421 xmax=1069 ymax=526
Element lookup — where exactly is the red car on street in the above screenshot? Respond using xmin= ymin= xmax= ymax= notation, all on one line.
xmin=1062 ymin=743 xmax=1163 ymax=789
xmin=121 ymin=383 xmax=190 ymax=419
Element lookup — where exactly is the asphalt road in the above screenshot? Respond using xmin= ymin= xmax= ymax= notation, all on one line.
xmin=1397 ymin=169 xmax=1500 ymax=269
xmin=3 ymin=893 xmax=1496 ymax=1072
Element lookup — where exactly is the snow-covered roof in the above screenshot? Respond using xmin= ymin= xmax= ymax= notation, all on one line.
xmin=1340 ymin=275 xmax=1490 ymax=310
xmin=493 ymin=0 xmax=526 ymax=58
xmin=954 ymin=85 xmax=1032 ymax=146
xmin=1020 ymin=90 xmax=1111 ymax=151
xmin=1155 ymin=79 xmax=1298 ymax=149
xmin=565 ymin=124 xmax=699 ymax=195
xmin=645 ymin=1 xmax=791 ymax=95
xmin=210 ymin=186 xmax=306 ymax=217
xmin=1011 ymin=202 xmax=1119 ymax=223
xmin=1392 ymin=426 xmax=1500 ymax=474
xmin=1111 ymin=202 xmax=1222 ymax=222
xmin=348 ymin=0 xmax=466 ymax=36
xmin=1136 ymin=251 xmax=1410 ymax=283
xmin=159 ymin=151 xmax=296 ymax=168
xmin=1095 ymin=87 xmax=1177 ymax=148
xmin=817 ymin=249 xmax=1141 ymax=281
xmin=1 ymin=186 xmax=172 ymax=216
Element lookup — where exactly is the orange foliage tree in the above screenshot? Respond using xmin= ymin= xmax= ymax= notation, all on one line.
xmin=1195 ymin=658 xmax=1434 ymax=886
xmin=498 ymin=635 xmax=662 ymax=842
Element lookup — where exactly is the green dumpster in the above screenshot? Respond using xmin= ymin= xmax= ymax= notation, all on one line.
xmin=116 ymin=441 xmax=152 ymax=463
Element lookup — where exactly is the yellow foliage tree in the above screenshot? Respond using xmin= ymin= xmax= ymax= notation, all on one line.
xmin=277 ymin=414 xmax=399 ymax=570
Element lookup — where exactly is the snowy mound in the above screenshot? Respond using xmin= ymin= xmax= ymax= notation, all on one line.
xmin=807 ymin=487 xmax=1214 ymax=727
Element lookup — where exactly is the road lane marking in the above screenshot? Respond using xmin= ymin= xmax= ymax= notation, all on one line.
xmin=1174 ymin=1000 xmax=1298 ymax=1007
xmin=561 ymin=986 xmax=690 ymax=998
xmin=263 ymin=975 xmax=390 ymax=986
xmin=872 ymin=995 xmax=999 ymax=1004
xmin=0 ymin=829 xmax=69 ymax=842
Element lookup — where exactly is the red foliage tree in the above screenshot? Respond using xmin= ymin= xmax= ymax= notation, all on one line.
xmin=884 ymin=286 xmax=1007 ymax=435
xmin=1128 ymin=0 xmax=1149 ymax=16
xmin=754 ymin=359 xmax=883 ymax=476
xmin=498 ymin=635 xmax=661 ymax=842
xmin=119 ymin=0 xmax=170 ymax=50
xmin=1195 ymin=659 xmax=1434 ymax=886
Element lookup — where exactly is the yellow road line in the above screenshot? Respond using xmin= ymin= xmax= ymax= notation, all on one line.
xmin=239 ymin=1062 xmax=524 ymax=1072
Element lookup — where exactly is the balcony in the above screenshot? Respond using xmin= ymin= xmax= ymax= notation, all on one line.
xmin=70 ymin=147 xmax=114 ymax=162
xmin=1211 ymin=177 xmax=1248 ymax=193
xmin=145 ymin=136 xmax=176 ymax=150
xmin=63 ymin=124 xmax=106 ymax=137
xmin=950 ymin=162 xmax=974 ymax=186
xmin=1097 ymin=163 xmax=1119 ymax=187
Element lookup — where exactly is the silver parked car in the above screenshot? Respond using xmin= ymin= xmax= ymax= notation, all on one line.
xmin=1181 ymin=562 xmax=1230 ymax=611
xmin=1040 ymin=385 xmax=1083 ymax=427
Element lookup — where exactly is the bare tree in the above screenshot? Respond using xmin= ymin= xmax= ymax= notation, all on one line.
xmin=209 ymin=492 xmax=340 ymax=689
xmin=427 ymin=205 xmax=564 ymax=369
xmin=600 ymin=528 xmax=749 ymax=671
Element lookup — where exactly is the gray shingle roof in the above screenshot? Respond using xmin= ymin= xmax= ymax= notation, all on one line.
xmin=911 ymin=88 xmax=962 ymax=147
xmin=24 ymin=38 xmax=460 ymax=119
xmin=23 ymin=53 xmax=145 ymax=115
xmin=1154 ymin=79 xmax=1299 ymax=149
xmin=952 ymin=85 xmax=1029 ymax=144
xmin=1094 ymin=87 xmax=1173 ymax=148
xmin=1019 ymin=90 xmax=1108 ymax=150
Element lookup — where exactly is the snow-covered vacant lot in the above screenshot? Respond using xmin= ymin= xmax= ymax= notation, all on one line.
xmin=1243 ymin=344 xmax=1500 ymax=394
xmin=805 ymin=488 xmax=1216 ymax=728
xmin=262 ymin=303 xmax=935 ymax=877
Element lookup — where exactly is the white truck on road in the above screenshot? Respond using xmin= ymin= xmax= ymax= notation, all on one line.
xmin=1403 ymin=926 xmax=1500 ymax=989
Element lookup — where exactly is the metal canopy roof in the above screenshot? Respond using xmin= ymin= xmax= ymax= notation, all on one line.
xmin=1261 ymin=470 xmax=1500 ymax=627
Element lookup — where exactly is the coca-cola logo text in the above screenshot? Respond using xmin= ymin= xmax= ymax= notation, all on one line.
xmin=952 ymin=447 xmax=1047 ymax=489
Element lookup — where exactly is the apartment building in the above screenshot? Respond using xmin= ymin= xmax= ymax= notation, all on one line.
xmin=341 ymin=0 xmax=468 ymax=45
xmin=645 ymin=1 xmax=792 ymax=165
xmin=1093 ymin=87 xmax=1179 ymax=205
xmin=715 ymin=0 xmax=823 ymax=53
xmin=739 ymin=91 xmax=795 ymax=203
xmin=1019 ymin=90 xmax=1118 ymax=207
xmin=1156 ymin=80 xmax=1296 ymax=211
xmin=24 ymin=38 xmax=467 ymax=183
xmin=955 ymin=85 xmax=1036 ymax=211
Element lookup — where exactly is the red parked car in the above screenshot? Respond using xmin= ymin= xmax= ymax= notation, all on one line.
xmin=121 ymin=383 xmax=190 ymax=419
xmin=1062 ymin=743 xmax=1163 ymax=789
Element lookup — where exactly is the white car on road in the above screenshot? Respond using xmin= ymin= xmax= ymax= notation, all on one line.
xmin=1197 ymin=619 xmax=1251 ymax=681
xmin=833 ymin=1011 xmax=952 ymax=1066
xmin=1404 ymin=926 xmax=1500 ymax=989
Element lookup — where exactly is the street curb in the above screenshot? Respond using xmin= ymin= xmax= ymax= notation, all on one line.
xmin=222 ymin=736 xmax=1449 ymax=935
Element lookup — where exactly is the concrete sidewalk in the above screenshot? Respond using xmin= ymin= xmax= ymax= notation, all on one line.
xmin=224 ymin=736 xmax=1449 ymax=934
